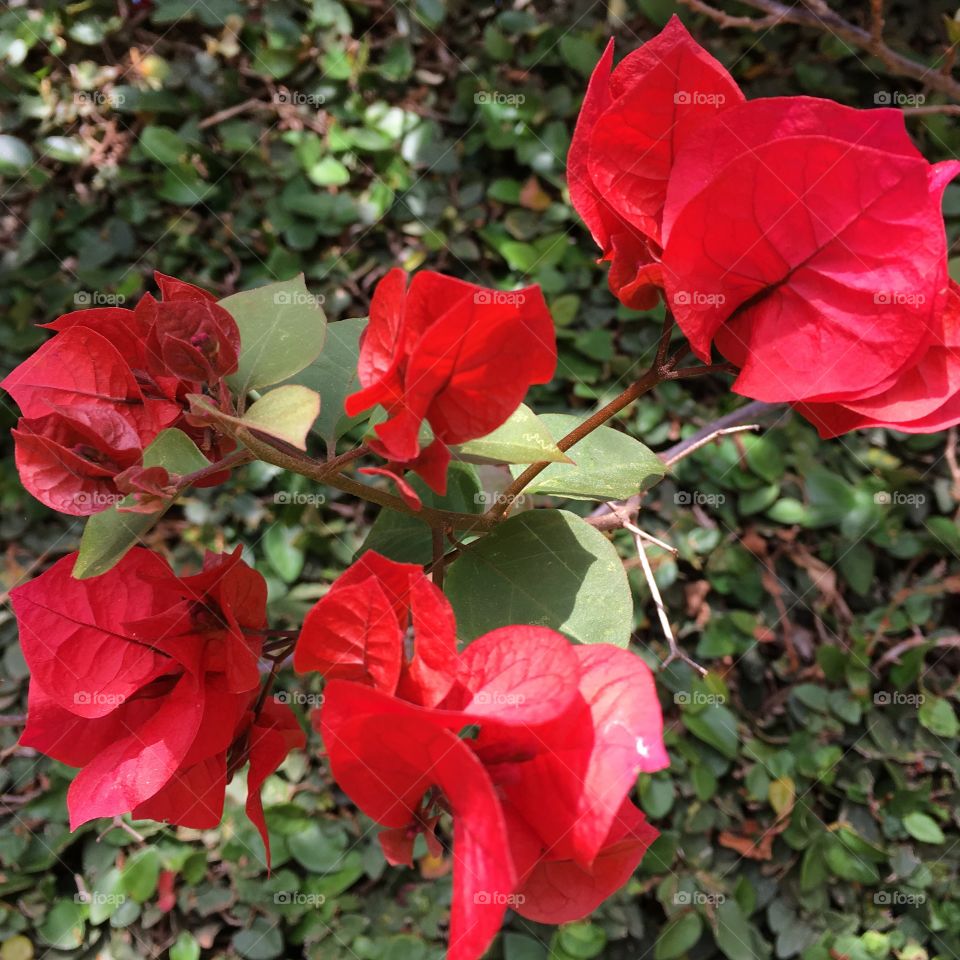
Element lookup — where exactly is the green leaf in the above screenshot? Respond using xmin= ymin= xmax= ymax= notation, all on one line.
xmin=287 ymin=823 xmax=348 ymax=872
xmin=682 ymin=704 xmax=739 ymax=759
xmin=504 ymin=933 xmax=548 ymax=960
xmin=139 ymin=125 xmax=187 ymax=165
xmin=232 ymin=918 xmax=284 ymax=960
xmin=0 ymin=134 xmax=33 ymax=175
xmin=445 ymin=510 xmax=633 ymax=647
xmin=654 ymin=912 xmax=703 ymax=960
xmin=903 ymin=811 xmax=946 ymax=844
xmin=290 ymin=317 xmax=366 ymax=446
xmin=715 ymin=900 xmax=758 ymax=960
xmin=360 ymin=463 xmax=482 ymax=564
xmin=38 ymin=900 xmax=86 ymax=950
xmin=73 ymin=429 xmax=209 ymax=579
xmin=170 ymin=932 xmax=201 ymax=960
xmin=242 ymin=385 xmax=320 ymax=450
xmin=264 ymin=525 xmax=305 ymax=584
xmin=88 ymin=867 xmax=125 ymax=924
xmin=508 ymin=414 xmax=665 ymax=501
xmin=222 ymin=276 xmax=327 ymax=394
xmin=919 ymin=696 xmax=959 ymax=738
xmin=121 ymin=847 xmax=161 ymax=902
xmin=456 ymin=404 xmax=569 ymax=465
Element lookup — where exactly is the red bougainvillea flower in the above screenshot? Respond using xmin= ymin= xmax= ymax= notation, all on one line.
xmin=294 ymin=551 xmax=457 ymax=706
xmin=11 ymin=547 xmax=303 ymax=858
xmin=297 ymin=552 xmax=667 ymax=960
xmin=344 ymin=268 xmax=556 ymax=499
xmin=572 ymin=20 xmax=960 ymax=436
xmin=1 ymin=273 xmax=240 ymax=514
xmin=661 ymin=96 xmax=960 ymax=406
xmin=568 ymin=16 xmax=743 ymax=308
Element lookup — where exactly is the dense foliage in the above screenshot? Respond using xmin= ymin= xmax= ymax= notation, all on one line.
xmin=3 ymin=2 xmax=960 ymax=960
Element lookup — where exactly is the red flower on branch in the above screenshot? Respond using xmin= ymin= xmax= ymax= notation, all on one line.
xmin=570 ymin=17 xmax=960 ymax=436
xmin=1 ymin=273 xmax=240 ymax=515
xmin=11 ymin=547 xmax=303 ymax=861
xmin=296 ymin=551 xmax=667 ymax=960
xmin=344 ymin=269 xmax=557 ymax=503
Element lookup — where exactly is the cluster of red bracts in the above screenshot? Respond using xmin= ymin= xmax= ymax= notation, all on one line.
xmin=1 ymin=273 xmax=240 ymax=516
xmin=571 ymin=17 xmax=960 ymax=436
xmin=294 ymin=552 xmax=668 ymax=960
xmin=11 ymin=548 xmax=668 ymax=960
xmin=11 ymin=547 xmax=304 ymax=863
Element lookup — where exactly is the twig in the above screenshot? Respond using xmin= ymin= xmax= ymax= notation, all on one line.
xmin=625 ymin=521 xmax=706 ymax=675
xmin=681 ymin=0 xmax=960 ymax=102
xmin=662 ymin=423 xmax=760 ymax=467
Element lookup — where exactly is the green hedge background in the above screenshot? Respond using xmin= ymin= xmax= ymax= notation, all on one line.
xmin=2 ymin=1 xmax=960 ymax=959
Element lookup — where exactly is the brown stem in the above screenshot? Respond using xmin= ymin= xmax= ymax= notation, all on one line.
xmin=233 ymin=427 xmax=497 ymax=533
xmin=431 ymin=528 xmax=446 ymax=589
xmin=177 ymin=448 xmax=254 ymax=489
xmin=681 ymin=0 xmax=960 ymax=102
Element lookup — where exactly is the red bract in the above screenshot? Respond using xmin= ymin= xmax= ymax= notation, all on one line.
xmin=1 ymin=273 xmax=240 ymax=514
xmin=661 ymin=97 xmax=960 ymax=404
xmin=11 ymin=547 xmax=302 ymax=855
xmin=344 ymin=269 xmax=556 ymax=498
xmin=298 ymin=553 xmax=667 ymax=960
xmin=572 ymin=21 xmax=960 ymax=436
xmin=568 ymin=16 xmax=742 ymax=308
